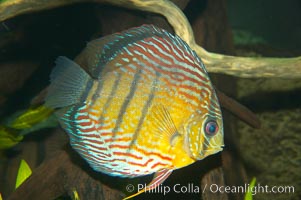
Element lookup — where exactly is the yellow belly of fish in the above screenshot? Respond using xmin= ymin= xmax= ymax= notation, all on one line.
xmin=85 ymin=70 xmax=197 ymax=171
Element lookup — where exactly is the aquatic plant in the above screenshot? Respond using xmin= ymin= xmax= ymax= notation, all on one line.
xmin=233 ymin=30 xmax=266 ymax=46
xmin=0 ymin=105 xmax=56 ymax=150
xmin=15 ymin=159 xmax=32 ymax=189
xmin=0 ymin=125 xmax=23 ymax=150
xmin=244 ymin=177 xmax=256 ymax=200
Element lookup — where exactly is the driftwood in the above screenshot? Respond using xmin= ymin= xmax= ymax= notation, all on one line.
xmin=216 ymin=89 xmax=260 ymax=128
xmin=0 ymin=61 xmax=38 ymax=95
xmin=0 ymin=61 xmax=38 ymax=108
xmin=7 ymin=145 xmax=123 ymax=200
xmin=0 ymin=0 xmax=300 ymax=78
xmin=201 ymin=167 xmax=228 ymax=200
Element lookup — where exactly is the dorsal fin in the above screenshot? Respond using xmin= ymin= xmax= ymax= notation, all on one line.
xmin=83 ymin=24 xmax=197 ymax=79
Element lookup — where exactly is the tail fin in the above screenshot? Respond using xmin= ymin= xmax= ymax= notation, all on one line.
xmin=45 ymin=56 xmax=93 ymax=109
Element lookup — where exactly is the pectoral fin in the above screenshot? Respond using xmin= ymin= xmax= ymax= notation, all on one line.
xmin=123 ymin=168 xmax=173 ymax=200
xmin=149 ymin=104 xmax=180 ymax=146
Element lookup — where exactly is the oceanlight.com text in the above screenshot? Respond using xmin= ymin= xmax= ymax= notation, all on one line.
xmin=125 ymin=183 xmax=295 ymax=196
xmin=205 ymin=183 xmax=295 ymax=195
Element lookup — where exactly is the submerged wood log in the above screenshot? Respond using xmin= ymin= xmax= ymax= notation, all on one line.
xmin=0 ymin=61 xmax=38 ymax=95
xmin=201 ymin=167 xmax=228 ymax=200
xmin=216 ymin=89 xmax=261 ymax=128
xmin=221 ymin=151 xmax=248 ymax=200
xmin=7 ymin=146 xmax=123 ymax=200
xmin=0 ymin=0 xmax=300 ymax=78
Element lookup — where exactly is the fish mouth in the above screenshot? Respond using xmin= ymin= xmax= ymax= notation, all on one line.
xmin=216 ymin=144 xmax=224 ymax=151
xmin=198 ymin=145 xmax=224 ymax=159
xmin=206 ymin=146 xmax=224 ymax=154
xmin=215 ymin=146 xmax=224 ymax=152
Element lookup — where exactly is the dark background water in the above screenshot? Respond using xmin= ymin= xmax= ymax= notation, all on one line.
xmin=228 ymin=0 xmax=301 ymax=50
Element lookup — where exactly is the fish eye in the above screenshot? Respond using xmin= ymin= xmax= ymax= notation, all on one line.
xmin=204 ymin=120 xmax=218 ymax=136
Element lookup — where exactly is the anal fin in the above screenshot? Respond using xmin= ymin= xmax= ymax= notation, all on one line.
xmin=123 ymin=168 xmax=173 ymax=200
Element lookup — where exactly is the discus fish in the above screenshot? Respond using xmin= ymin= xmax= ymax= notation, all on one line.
xmin=45 ymin=25 xmax=224 ymax=199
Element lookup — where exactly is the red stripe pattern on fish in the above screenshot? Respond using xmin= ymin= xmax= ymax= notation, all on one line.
xmin=45 ymin=25 xmax=224 ymax=198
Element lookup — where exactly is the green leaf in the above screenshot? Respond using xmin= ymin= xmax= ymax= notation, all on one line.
xmin=0 ymin=192 xmax=3 ymax=200
xmin=15 ymin=159 xmax=32 ymax=189
xmin=244 ymin=177 xmax=256 ymax=200
xmin=72 ymin=188 xmax=80 ymax=200
xmin=0 ymin=125 xmax=23 ymax=150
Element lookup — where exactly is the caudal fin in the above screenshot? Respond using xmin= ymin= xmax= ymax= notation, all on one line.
xmin=45 ymin=56 xmax=93 ymax=109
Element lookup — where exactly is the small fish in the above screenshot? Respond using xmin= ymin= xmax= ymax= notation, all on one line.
xmin=10 ymin=105 xmax=54 ymax=130
xmin=0 ymin=125 xmax=23 ymax=150
xmin=45 ymin=25 xmax=224 ymax=199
